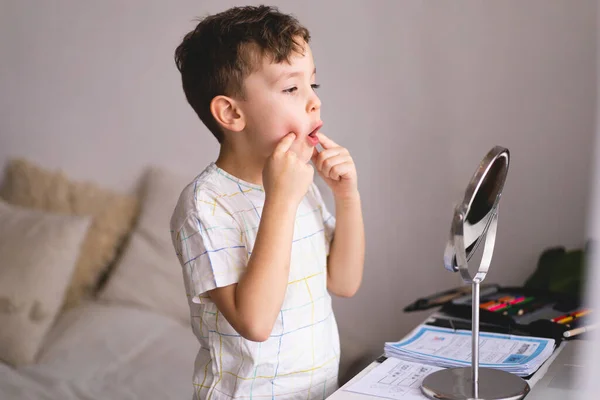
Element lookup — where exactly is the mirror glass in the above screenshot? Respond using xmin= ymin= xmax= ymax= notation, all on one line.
xmin=444 ymin=147 xmax=510 ymax=275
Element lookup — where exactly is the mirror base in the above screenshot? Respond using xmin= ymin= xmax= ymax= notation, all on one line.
xmin=421 ymin=367 xmax=530 ymax=400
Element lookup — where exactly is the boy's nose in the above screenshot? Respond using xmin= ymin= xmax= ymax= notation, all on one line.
xmin=307 ymin=93 xmax=321 ymax=113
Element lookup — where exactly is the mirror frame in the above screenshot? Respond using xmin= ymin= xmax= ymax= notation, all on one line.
xmin=443 ymin=146 xmax=510 ymax=283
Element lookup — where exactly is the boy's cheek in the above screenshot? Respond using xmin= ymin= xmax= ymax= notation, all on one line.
xmin=267 ymin=133 xmax=304 ymax=158
xmin=261 ymin=132 xmax=292 ymax=157
xmin=262 ymin=119 xmax=303 ymax=154
xmin=272 ymin=125 xmax=300 ymax=146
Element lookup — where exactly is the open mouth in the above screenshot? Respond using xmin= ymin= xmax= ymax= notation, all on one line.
xmin=308 ymin=122 xmax=323 ymax=138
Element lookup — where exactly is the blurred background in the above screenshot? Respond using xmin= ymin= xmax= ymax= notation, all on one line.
xmin=1 ymin=0 xmax=598 ymax=398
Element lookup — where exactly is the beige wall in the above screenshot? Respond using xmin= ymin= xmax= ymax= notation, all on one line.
xmin=1 ymin=0 xmax=597 ymax=379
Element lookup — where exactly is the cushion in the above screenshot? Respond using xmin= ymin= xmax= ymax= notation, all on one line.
xmin=0 ymin=199 xmax=91 ymax=366
xmin=100 ymin=166 xmax=192 ymax=325
xmin=0 ymin=302 xmax=197 ymax=400
xmin=0 ymin=158 xmax=140 ymax=310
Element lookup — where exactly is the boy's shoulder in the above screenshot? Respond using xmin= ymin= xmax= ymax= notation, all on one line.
xmin=170 ymin=162 xmax=232 ymax=230
xmin=170 ymin=163 xmax=331 ymax=233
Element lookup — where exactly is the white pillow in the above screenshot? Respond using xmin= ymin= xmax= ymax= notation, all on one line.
xmin=100 ymin=167 xmax=192 ymax=325
xmin=0 ymin=200 xmax=90 ymax=366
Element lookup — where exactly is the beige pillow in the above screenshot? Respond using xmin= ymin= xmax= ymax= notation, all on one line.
xmin=100 ymin=166 xmax=192 ymax=325
xmin=0 ymin=200 xmax=91 ymax=366
xmin=0 ymin=159 xmax=139 ymax=309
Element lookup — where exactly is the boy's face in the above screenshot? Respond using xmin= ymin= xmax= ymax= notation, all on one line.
xmin=238 ymin=41 xmax=322 ymax=164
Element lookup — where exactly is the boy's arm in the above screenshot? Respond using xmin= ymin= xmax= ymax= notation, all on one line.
xmin=208 ymin=133 xmax=314 ymax=342
xmin=208 ymin=197 xmax=296 ymax=342
xmin=312 ymin=132 xmax=365 ymax=298
xmin=326 ymin=193 xmax=365 ymax=297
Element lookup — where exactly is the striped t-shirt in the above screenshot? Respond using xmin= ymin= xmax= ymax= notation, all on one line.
xmin=170 ymin=162 xmax=340 ymax=400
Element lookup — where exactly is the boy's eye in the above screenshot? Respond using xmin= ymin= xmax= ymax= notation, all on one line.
xmin=282 ymin=84 xmax=320 ymax=94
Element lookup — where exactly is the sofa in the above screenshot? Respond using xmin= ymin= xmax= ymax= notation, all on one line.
xmin=0 ymin=159 xmax=203 ymax=399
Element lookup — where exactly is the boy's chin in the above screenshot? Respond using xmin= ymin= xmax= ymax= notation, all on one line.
xmin=286 ymin=144 xmax=313 ymax=164
xmin=297 ymin=149 xmax=315 ymax=165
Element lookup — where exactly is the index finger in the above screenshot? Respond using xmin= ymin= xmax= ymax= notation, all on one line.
xmin=316 ymin=132 xmax=339 ymax=149
xmin=274 ymin=132 xmax=296 ymax=155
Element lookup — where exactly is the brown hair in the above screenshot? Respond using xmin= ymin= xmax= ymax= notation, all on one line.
xmin=174 ymin=5 xmax=311 ymax=143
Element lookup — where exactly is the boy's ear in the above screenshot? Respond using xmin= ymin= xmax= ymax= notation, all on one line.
xmin=210 ymin=95 xmax=245 ymax=132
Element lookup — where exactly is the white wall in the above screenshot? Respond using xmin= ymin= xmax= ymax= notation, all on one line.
xmin=1 ymin=0 xmax=597 ymax=379
xmin=577 ymin=1 xmax=600 ymax=397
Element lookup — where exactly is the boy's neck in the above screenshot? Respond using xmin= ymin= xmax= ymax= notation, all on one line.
xmin=215 ymin=143 xmax=265 ymax=187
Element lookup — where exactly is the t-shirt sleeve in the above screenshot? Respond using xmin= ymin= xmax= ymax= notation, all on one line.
xmin=171 ymin=207 xmax=247 ymax=304
xmin=310 ymin=183 xmax=336 ymax=255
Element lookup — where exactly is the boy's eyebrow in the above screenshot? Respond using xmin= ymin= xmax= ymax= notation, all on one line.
xmin=273 ymin=67 xmax=316 ymax=83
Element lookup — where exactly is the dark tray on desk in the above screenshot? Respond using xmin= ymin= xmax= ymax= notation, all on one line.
xmin=407 ymin=285 xmax=587 ymax=342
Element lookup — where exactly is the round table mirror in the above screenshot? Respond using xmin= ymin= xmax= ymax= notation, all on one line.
xmin=421 ymin=146 xmax=530 ymax=400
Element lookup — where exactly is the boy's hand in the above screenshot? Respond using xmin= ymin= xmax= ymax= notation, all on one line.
xmin=312 ymin=132 xmax=358 ymax=200
xmin=263 ymin=133 xmax=314 ymax=207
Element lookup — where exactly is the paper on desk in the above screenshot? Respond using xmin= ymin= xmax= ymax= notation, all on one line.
xmin=344 ymin=357 xmax=444 ymax=399
xmin=384 ymin=325 xmax=555 ymax=377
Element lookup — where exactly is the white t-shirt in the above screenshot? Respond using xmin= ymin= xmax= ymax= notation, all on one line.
xmin=170 ymin=162 xmax=341 ymax=400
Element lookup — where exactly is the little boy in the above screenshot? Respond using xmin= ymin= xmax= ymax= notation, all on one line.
xmin=170 ymin=5 xmax=365 ymax=400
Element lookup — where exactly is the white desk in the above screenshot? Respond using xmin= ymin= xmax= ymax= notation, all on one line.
xmin=327 ymin=320 xmax=569 ymax=399
xmin=327 ymin=358 xmax=385 ymax=399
